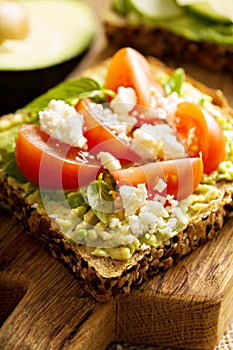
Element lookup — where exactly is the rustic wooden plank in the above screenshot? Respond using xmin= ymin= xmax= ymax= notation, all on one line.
xmin=117 ymin=219 xmax=233 ymax=349
xmin=0 ymin=209 xmax=116 ymax=350
xmin=1 ymin=208 xmax=233 ymax=350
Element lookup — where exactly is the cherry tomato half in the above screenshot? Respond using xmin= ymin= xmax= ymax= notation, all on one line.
xmin=173 ymin=102 xmax=226 ymax=174
xmin=15 ymin=125 xmax=101 ymax=189
xmin=111 ymin=157 xmax=203 ymax=201
xmin=104 ymin=47 xmax=164 ymax=108
xmin=75 ymin=98 xmax=140 ymax=164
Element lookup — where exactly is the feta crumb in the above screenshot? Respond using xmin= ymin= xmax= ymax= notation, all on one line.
xmin=167 ymin=217 xmax=177 ymax=229
xmin=39 ymin=99 xmax=87 ymax=149
xmin=89 ymin=102 xmax=135 ymax=139
xmin=153 ymin=178 xmax=167 ymax=193
xmin=110 ymin=86 xmax=137 ymax=116
xmin=127 ymin=215 xmax=145 ymax=236
xmin=172 ymin=207 xmax=185 ymax=222
xmin=131 ymin=123 xmax=186 ymax=160
xmin=140 ymin=243 xmax=150 ymax=250
xmin=153 ymin=193 xmax=167 ymax=205
xmin=140 ymin=200 xmax=169 ymax=220
xmin=156 ymin=92 xmax=184 ymax=119
xmin=131 ymin=126 xmax=164 ymax=159
xmin=119 ymin=183 xmax=148 ymax=217
xmin=98 ymin=152 xmax=121 ymax=171
xmin=109 ymin=217 xmax=122 ymax=229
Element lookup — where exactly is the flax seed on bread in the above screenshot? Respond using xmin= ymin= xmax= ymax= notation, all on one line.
xmin=1 ymin=57 xmax=233 ymax=302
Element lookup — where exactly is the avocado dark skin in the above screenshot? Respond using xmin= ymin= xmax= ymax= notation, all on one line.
xmin=0 ymin=51 xmax=87 ymax=115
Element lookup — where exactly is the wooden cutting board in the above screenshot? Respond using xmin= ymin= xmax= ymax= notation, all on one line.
xmin=1 ymin=1 xmax=233 ymax=347
xmin=0 ymin=203 xmax=233 ymax=350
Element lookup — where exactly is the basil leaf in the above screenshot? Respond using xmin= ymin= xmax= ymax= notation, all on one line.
xmin=86 ymin=175 xmax=114 ymax=224
xmin=22 ymin=77 xmax=114 ymax=113
xmin=164 ymin=68 xmax=185 ymax=96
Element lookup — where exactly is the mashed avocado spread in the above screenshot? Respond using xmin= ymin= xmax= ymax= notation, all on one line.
xmin=1 ymin=70 xmax=233 ymax=261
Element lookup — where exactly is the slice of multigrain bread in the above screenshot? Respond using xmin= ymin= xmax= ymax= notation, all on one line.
xmin=104 ymin=2 xmax=233 ymax=73
xmin=1 ymin=57 xmax=233 ymax=302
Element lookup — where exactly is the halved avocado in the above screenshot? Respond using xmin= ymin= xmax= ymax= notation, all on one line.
xmin=0 ymin=0 xmax=97 ymax=114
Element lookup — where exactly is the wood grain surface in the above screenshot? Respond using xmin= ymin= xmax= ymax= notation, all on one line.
xmin=0 ymin=203 xmax=233 ymax=349
xmin=1 ymin=1 xmax=233 ymax=349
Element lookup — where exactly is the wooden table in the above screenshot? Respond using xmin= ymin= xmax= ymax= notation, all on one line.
xmin=1 ymin=1 xmax=233 ymax=349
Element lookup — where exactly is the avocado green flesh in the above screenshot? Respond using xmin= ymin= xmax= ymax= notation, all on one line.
xmin=188 ymin=3 xmax=232 ymax=24
xmin=128 ymin=0 xmax=183 ymax=20
xmin=0 ymin=0 xmax=96 ymax=70
xmin=113 ymin=0 xmax=233 ymax=45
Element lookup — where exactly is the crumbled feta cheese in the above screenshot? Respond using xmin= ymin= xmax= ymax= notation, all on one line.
xmin=109 ymin=217 xmax=122 ymax=229
xmin=116 ymin=130 xmax=132 ymax=146
xmin=154 ymin=178 xmax=167 ymax=193
xmin=39 ymin=99 xmax=87 ymax=149
xmin=110 ymin=87 xmax=138 ymax=131
xmin=166 ymin=195 xmax=178 ymax=209
xmin=167 ymin=217 xmax=177 ymax=229
xmin=140 ymin=200 xmax=169 ymax=220
xmin=127 ymin=214 xmax=145 ymax=236
xmin=153 ymin=193 xmax=167 ymax=205
xmin=89 ymin=102 xmax=135 ymax=140
xmin=120 ymin=186 xmax=190 ymax=244
xmin=172 ymin=207 xmax=186 ymax=222
xmin=119 ymin=183 xmax=148 ymax=217
xmin=156 ymin=92 xmax=184 ymax=119
xmin=110 ymin=87 xmax=137 ymax=116
xmin=131 ymin=123 xmax=186 ymax=160
xmin=98 ymin=152 xmax=121 ymax=171
xmin=131 ymin=125 xmax=164 ymax=159
xmin=140 ymin=243 xmax=150 ymax=251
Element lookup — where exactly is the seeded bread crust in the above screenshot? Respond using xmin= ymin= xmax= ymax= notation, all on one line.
xmin=1 ymin=58 xmax=233 ymax=302
xmin=104 ymin=9 xmax=233 ymax=73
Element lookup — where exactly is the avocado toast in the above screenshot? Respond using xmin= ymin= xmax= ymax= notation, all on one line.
xmin=1 ymin=48 xmax=233 ymax=302
xmin=104 ymin=0 xmax=233 ymax=73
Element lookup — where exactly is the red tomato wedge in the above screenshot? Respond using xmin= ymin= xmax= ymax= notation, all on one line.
xmin=173 ymin=102 xmax=226 ymax=174
xmin=75 ymin=98 xmax=141 ymax=164
xmin=15 ymin=125 xmax=101 ymax=189
xmin=172 ymin=102 xmax=209 ymax=158
xmin=111 ymin=157 xmax=203 ymax=201
xmin=201 ymin=109 xmax=226 ymax=174
xmin=104 ymin=47 xmax=164 ymax=108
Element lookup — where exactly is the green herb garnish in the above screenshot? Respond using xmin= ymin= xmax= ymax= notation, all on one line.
xmin=22 ymin=77 xmax=115 ymax=114
xmin=86 ymin=174 xmax=114 ymax=224
xmin=164 ymin=68 xmax=185 ymax=96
